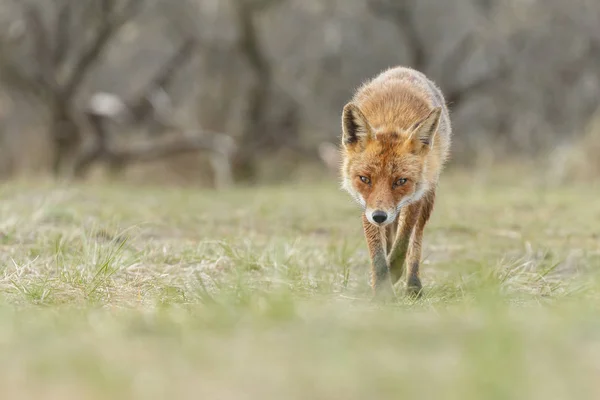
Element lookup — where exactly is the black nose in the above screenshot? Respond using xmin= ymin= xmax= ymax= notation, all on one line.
xmin=372 ymin=210 xmax=388 ymax=224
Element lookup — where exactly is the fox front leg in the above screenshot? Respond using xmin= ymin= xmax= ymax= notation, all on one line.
xmin=388 ymin=201 xmax=421 ymax=288
xmin=362 ymin=214 xmax=395 ymax=300
xmin=404 ymin=190 xmax=436 ymax=297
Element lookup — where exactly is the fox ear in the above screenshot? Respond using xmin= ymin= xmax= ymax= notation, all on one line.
xmin=341 ymin=103 xmax=372 ymax=148
xmin=410 ymin=107 xmax=442 ymax=149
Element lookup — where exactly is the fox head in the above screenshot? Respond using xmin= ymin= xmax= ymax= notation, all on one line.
xmin=340 ymin=103 xmax=441 ymax=226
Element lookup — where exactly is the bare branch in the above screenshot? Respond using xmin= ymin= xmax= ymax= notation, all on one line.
xmin=62 ymin=0 xmax=143 ymax=100
xmin=441 ymin=33 xmax=510 ymax=106
xmin=127 ymin=37 xmax=198 ymax=124
xmin=233 ymin=2 xmax=271 ymax=80
xmin=53 ymin=0 xmax=72 ymax=68
xmin=23 ymin=5 xmax=58 ymax=92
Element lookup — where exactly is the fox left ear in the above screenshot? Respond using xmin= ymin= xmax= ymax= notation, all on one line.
xmin=409 ymin=107 xmax=442 ymax=150
xmin=341 ymin=103 xmax=373 ymax=149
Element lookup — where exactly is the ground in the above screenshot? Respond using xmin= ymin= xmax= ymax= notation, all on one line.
xmin=0 ymin=168 xmax=599 ymax=399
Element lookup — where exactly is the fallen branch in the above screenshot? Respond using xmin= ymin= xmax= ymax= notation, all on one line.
xmin=109 ymin=134 xmax=235 ymax=164
xmin=73 ymin=107 xmax=236 ymax=187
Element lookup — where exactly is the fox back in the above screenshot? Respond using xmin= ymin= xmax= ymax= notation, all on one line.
xmin=340 ymin=66 xmax=451 ymax=225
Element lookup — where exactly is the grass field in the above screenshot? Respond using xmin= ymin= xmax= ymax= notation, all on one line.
xmin=0 ymin=169 xmax=599 ymax=399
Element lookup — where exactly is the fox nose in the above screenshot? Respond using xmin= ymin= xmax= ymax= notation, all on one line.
xmin=372 ymin=210 xmax=388 ymax=224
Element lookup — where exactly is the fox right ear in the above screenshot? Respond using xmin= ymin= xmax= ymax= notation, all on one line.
xmin=410 ymin=107 xmax=442 ymax=148
xmin=341 ymin=103 xmax=372 ymax=148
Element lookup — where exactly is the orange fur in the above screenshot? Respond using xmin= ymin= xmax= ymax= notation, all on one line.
xmin=340 ymin=66 xmax=451 ymax=298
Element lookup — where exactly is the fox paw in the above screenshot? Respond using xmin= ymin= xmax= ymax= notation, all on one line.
xmin=372 ymin=283 xmax=397 ymax=303
xmin=406 ymin=276 xmax=423 ymax=298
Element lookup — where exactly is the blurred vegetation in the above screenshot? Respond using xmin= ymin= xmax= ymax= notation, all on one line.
xmin=0 ymin=171 xmax=599 ymax=398
xmin=0 ymin=0 xmax=599 ymax=185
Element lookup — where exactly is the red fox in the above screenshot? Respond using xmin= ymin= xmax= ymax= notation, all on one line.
xmin=340 ymin=66 xmax=451 ymax=298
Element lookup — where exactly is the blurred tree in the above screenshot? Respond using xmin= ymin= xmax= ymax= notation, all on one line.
xmin=0 ymin=0 xmax=598 ymax=182
xmin=0 ymin=0 xmax=144 ymax=175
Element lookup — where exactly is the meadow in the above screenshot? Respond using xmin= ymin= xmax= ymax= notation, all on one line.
xmin=0 ymin=167 xmax=599 ymax=399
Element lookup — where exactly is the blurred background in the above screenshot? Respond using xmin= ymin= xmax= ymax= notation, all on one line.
xmin=0 ymin=0 xmax=599 ymax=187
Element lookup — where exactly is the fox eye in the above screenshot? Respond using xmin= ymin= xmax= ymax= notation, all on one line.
xmin=393 ymin=178 xmax=408 ymax=188
xmin=359 ymin=176 xmax=371 ymax=185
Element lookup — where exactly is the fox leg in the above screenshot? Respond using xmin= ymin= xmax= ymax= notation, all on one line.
xmin=388 ymin=201 xmax=421 ymax=284
xmin=405 ymin=190 xmax=436 ymax=297
xmin=385 ymin=221 xmax=397 ymax=255
xmin=362 ymin=214 xmax=395 ymax=298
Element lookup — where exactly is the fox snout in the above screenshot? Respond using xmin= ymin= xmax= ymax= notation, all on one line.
xmin=366 ymin=208 xmax=397 ymax=227
xmin=372 ymin=210 xmax=387 ymax=224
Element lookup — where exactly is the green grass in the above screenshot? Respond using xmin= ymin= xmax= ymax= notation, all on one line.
xmin=0 ymin=171 xmax=599 ymax=399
